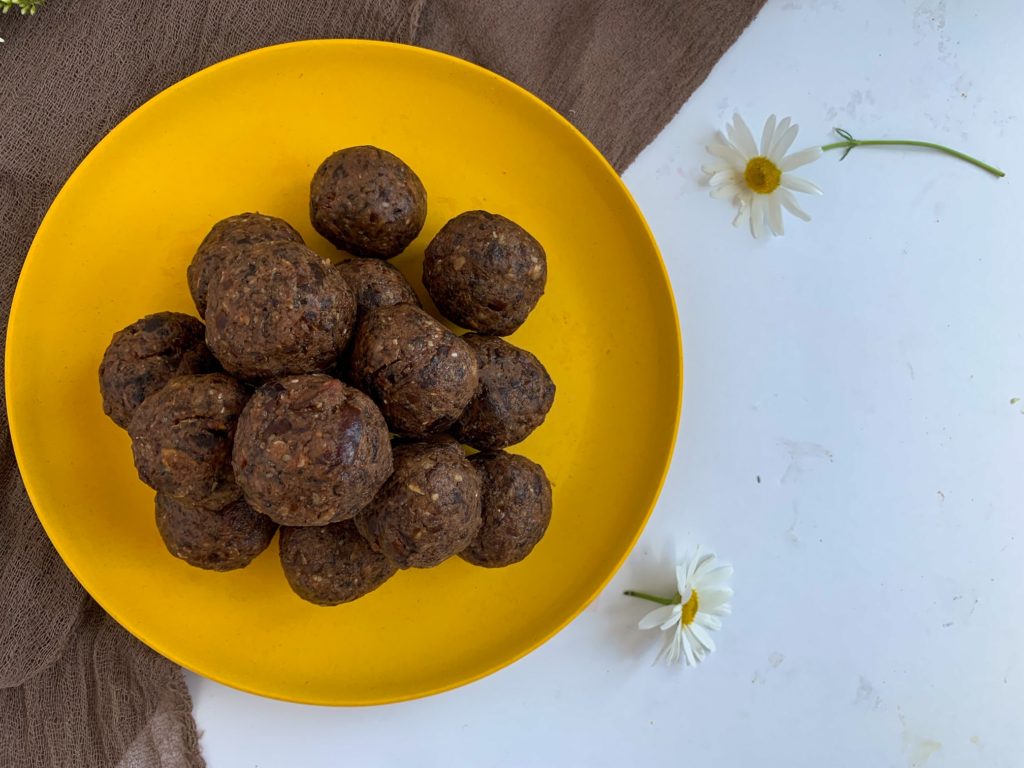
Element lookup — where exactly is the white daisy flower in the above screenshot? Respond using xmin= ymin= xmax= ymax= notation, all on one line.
xmin=704 ymin=114 xmax=822 ymax=238
xmin=628 ymin=547 xmax=733 ymax=667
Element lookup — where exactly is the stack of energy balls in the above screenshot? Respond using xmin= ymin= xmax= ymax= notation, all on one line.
xmin=98 ymin=146 xmax=555 ymax=606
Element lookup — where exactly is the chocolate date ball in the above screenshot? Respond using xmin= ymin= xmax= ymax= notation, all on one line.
xmin=348 ymin=303 xmax=478 ymax=436
xmin=279 ymin=520 xmax=397 ymax=605
xmin=310 ymin=146 xmax=427 ymax=259
xmin=355 ymin=440 xmax=482 ymax=569
xmin=187 ymin=212 xmax=303 ymax=318
xmin=335 ymin=257 xmax=421 ymax=319
xmin=128 ymin=373 xmax=249 ymax=508
xmin=423 ymin=210 xmax=546 ymax=335
xmin=453 ymin=334 xmax=555 ymax=450
xmin=205 ymin=241 xmax=357 ymax=380
xmin=460 ymin=452 xmax=552 ymax=568
xmin=232 ymin=375 xmax=392 ymax=526
xmin=99 ymin=312 xmax=217 ymax=429
xmin=155 ymin=493 xmax=277 ymax=572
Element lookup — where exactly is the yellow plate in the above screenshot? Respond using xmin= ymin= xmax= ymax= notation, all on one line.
xmin=5 ymin=40 xmax=682 ymax=705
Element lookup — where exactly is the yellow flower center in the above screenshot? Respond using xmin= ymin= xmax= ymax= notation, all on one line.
xmin=744 ymin=156 xmax=782 ymax=194
xmin=681 ymin=589 xmax=699 ymax=626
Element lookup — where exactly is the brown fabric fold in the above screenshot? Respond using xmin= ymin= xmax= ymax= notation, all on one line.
xmin=0 ymin=1 xmax=764 ymax=765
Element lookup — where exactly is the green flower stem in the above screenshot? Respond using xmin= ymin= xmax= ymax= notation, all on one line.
xmin=822 ymin=129 xmax=1005 ymax=178
xmin=623 ymin=590 xmax=677 ymax=606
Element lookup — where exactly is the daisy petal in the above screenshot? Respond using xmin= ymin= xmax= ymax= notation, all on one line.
xmin=708 ymin=169 xmax=736 ymax=187
xmin=638 ymin=604 xmax=678 ymax=630
xmin=780 ymin=146 xmax=822 ymax=171
xmin=655 ymin=647 xmax=668 ymax=666
xmin=668 ymin=626 xmax=683 ymax=664
xmin=692 ymin=553 xmax=720 ymax=580
xmin=779 ymin=188 xmax=811 ymax=221
xmin=654 ymin=630 xmax=674 ymax=665
xmin=707 ymin=602 xmax=732 ymax=617
xmin=710 ymin=183 xmax=741 ymax=200
xmin=702 ymin=161 xmax=734 ymax=175
xmin=707 ymin=139 xmax=747 ymax=167
xmin=699 ymin=587 xmax=734 ymax=609
xmin=732 ymin=199 xmax=751 ymax=229
xmin=686 ymin=546 xmax=706 ymax=585
xmin=728 ymin=114 xmax=759 ymax=158
xmin=683 ymin=555 xmax=697 ymax=585
xmin=767 ymin=196 xmax=784 ymax=236
xmin=681 ymin=631 xmax=697 ymax=667
xmin=760 ymin=114 xmax=777 ymax=156
xmin=675 ymin=564 xmax=688 ymax=593
xmin=688 ymin=622 xmax=717 ymax=653
xmin=696 ymin=613 xmax=723 ymax=631
xmin=750 ymin=195 xmax=766 ymax=239
xmin=700 ymin=565 xmax=733 ymax=581
xmin=660 ymin=605 xmax=683 ymax=630
xmin=699 ymin=564 xmax=734 ymax=585
xmin=781 ymin=175 xmax=823 ymax=195
xmin=769 ymin=121 xmax=799 ymax=161
xmin=773 ymin=117 xmax=792 ymax=146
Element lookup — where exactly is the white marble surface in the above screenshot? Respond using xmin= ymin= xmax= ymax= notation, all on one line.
xmin=188 ymin=1 xmax=1024 ymax=764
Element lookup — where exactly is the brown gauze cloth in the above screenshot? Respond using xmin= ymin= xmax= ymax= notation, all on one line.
xmin=0 ymin=1 xmax=764 ymax=765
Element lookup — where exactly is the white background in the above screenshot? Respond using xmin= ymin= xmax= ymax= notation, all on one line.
xmin=188 ymin=1 xmax=1024 ymax=765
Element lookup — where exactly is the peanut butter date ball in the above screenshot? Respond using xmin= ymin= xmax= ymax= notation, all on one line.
xmin=155 ymin=493 xmax=277 ymax=571
xmin=453 ymin=334 xmax=555 ymax=450
xmin=232 ymin=375 xmax=392 ymax=526
xmin=355 ymin=440 xmax=482 ymax=569
xmin=205 ymin=241 xmax=356 ymax=380
xmin=279 ymin=520 xmax=397 ymax=605
xmin=310 ymin=146 xmax=427 ymax=259
xmin=423 ymin=210 xmax=546 ymax=335
xmin=128 ymin=373 xmax=249 ymax=509
xmin=335 ymin=257 xmax=422 ymax=320
xmin=347 ymin=303 xmax=478 ymax=436
xmin=99 ymin=312 xmax=217 ymax=429
xmin=187 ymin=212 xmax=304 ymax=318
xmin=460 ymin=451 xmax=552 ymax=568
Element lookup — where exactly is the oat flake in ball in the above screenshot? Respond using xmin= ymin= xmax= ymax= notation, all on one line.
xmin=279 ymin=520 xmax=397 ymax=605
xmin=423 ymin=210 xmax=546 ymax=335
xmin=205 ymin=240 xmax=357 ymax=380
xmin=460 ymin=451 xmax=552 ymax=568
xmin=310 ymin=146 xmax=427 ymax=259
xmin=99 ymin=312 xmax=217 ymax=429
xmin=128 ymin=373 xmax=249 ymax=509
xmin=355 ymin=439 xmax=482 ymax=569
xmin=187 ymin=212 xmax=304 ymax=318
xmin=232 ymin=374 xmax=392 ymax=526
xmin=156 ymin=493 xmax=277 ymax=571
xmin=347 ymin=303 xmax=478 ymax=436
xmin=453 ymin=334 xmax=555 ymax=450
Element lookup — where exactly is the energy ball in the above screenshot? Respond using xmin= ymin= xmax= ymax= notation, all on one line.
xmin=187 ymin=212 xmax=304 ymax=318
xmin=155 ymin=493 xmax=277 ymax=572
xmin=99 ymin=312 xmax=217 ymax=429
xmin=453 ymin=334 xmax=555 ymax=450
xmin=335 ymin=257 xmax=421 ymax=319
xmin=205 ymin=241 xmax=357 ymax=380
xmin=348 ymin=303 xmax=478 ymax=436
xmin=128 ymin=373 xmax=249 ymax=508
xmin=310 ymin=146 xmax=427 ymax=259
xmin=423 ymin=210 xmax=547 ymax=335
xmin=355 ymin=440 xmax=482 ymax=569
xmin=232 ymin=374 xmax=392 ymax=526
xmin=460 ymin=451 xmax=552 ymax=568
xmin=279 ymin=520 xmax=397 ymax=605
